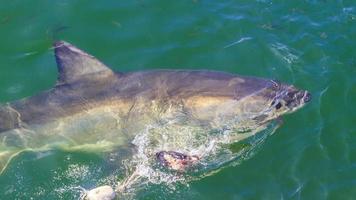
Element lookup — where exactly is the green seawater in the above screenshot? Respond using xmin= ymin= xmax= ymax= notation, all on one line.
xmin=0 ymin=0 xmax=355 ymax=199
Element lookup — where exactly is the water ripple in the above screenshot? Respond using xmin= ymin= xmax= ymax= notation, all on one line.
xmin=223 ymin=37 xmax=252 ymax=49
xmin=315 ymin=85 xmax=329 ymax=152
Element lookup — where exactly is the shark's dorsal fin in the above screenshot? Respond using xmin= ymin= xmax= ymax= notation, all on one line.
xmin=54 ymin=41 xmax=114 ymax=84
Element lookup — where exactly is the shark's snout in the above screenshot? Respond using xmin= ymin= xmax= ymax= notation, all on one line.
xmin=302 ymin=91 xmax=311 ymax=103
xmin=285 ymin=88 xmax=311 ymax=109
xmin=291 ymin=90 xmax=311 ymax=104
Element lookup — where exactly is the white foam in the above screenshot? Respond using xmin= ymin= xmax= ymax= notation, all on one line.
xmin=114 ymin=117 xmax=279 ymax=197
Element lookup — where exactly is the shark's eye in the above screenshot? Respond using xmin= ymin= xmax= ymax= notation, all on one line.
xmin=270 ymin=80 xmax=280 ymax=90
xmin=275 ymin=102 xmax=282 ymax=110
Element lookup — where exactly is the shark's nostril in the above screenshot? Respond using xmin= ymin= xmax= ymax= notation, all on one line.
xmin=303 ymin=92 xmax=311 ymax=103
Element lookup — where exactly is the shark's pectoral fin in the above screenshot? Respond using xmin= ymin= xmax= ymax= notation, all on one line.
xmin=0 ymin=149 xmax=23 ymax=175
xmin=53 ymin=41 xmax=115 ymax=85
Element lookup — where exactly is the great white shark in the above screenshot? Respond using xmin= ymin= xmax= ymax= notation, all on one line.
xmin=0 ymin=41 xmax=311 ymax=177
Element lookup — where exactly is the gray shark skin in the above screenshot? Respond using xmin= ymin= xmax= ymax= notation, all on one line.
xmin=0 ymin=41 xmax=311 ymax=175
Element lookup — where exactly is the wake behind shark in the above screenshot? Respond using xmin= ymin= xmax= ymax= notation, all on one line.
xmin=0 ymin=41 xmax=311 ymax=178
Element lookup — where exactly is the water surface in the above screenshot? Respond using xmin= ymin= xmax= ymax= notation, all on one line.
xmin=0 ymin=0 xmax=355 ymax=199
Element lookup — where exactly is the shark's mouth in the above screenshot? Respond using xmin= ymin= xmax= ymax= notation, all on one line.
xmin=156 ymin=151 xmax=199 ymax=171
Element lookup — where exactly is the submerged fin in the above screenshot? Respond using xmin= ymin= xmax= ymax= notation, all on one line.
xmin=0 ymin=149 xmax=23 ymax=175
xmin=0 ymin=105 xmax=20 ymax=133
xmin=53 ymin=41 xmax=114 ymax=84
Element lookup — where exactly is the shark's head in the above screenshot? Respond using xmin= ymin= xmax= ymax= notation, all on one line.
xmin=182 ymin=74 xmax=311 ymax=131
xmin=153 ymin=75 xmax=311 ymax=173
xmin=267 ymin=80 xmax=311 ymax=117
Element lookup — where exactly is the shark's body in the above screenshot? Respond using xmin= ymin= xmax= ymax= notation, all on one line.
xmin=0 ymin=41 xmax=310 ymax=175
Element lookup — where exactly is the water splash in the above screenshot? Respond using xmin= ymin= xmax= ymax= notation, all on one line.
xmin=115 ymin=118 xmax=280 ymax=198
xmin=270 ymin=42 xmax=302 ymax=82
xmin=270 ymin=42 xmax=300 ymax=65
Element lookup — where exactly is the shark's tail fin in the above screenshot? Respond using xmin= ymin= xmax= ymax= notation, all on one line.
xmin=0 ymin=149 xmax=22 ymax=175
